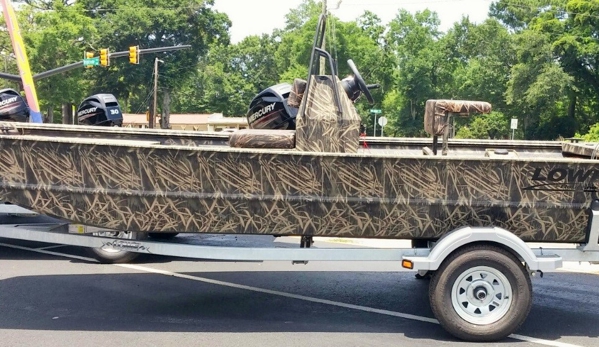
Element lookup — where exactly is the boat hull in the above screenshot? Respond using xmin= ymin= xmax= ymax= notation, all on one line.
xmin=0 ymin=126 xmax=596 ymax=243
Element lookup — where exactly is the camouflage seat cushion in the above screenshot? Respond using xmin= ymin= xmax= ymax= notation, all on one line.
xmin=228 ymin=129 xmax=295 ymax=149
xmin=424 ymin=99 xmax=492 ymax=136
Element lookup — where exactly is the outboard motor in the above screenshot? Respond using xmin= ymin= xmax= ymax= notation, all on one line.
xmin=0 ymin=88 xmax=29 ymax=122
xmin=246 ymin=60 xmax=377 ymax=130
xmin=246 ymin=83 xmax=299 ymax=130
xmin=76 ymin=93 xmax=123 ymax=126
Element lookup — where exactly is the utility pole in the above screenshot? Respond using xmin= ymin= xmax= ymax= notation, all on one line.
xmin=151 ymin=57 xmax=163 ymax=129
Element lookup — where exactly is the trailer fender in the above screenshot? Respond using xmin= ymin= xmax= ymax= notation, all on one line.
xmin=403 ymin=226 xmax=562 ymax=272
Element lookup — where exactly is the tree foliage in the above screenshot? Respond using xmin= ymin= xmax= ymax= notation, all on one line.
xmin=2 ymin=0 xmax=599 ymax=140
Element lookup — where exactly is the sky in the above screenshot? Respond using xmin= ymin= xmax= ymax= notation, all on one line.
xmin=212 ymin=0 xmax=494 ymax=43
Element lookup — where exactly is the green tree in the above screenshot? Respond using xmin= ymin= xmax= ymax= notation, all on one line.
xmin=506 ymin=30 xmax=573 ymax=139
xmin=455 ymin=112 xmax=511 ymax=139
xmin=172 ymin=33 xmax=280 ymax=116
xmin=16 ymin=0 xmax=98 ymax=120
xmin=78 ymin=0 xmax=231 ymax=113
xmin=383 ymin=9 xmax=449 ymax=136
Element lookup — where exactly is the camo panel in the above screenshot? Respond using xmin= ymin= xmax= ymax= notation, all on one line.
xmin=295 ymin=75 xmax=360 ymax=153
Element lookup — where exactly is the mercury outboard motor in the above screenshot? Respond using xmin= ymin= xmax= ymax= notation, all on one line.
xmin=246 ymin=83 xmax=299 ymax=130
xmin=76 ymin=93 xmax=123 ymax=126
xmin=246 ymin=60 xmax=377 ymax=130
xmin=0 ymin=88 xmax=29 ymax=122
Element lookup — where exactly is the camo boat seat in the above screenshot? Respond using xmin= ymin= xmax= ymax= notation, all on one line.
xmin=424 ymin=99 xmax=492 ymax=136
xmin=228 ymin=129 xmax=296 ymax=149
xmin=424 ymin=99 xmax=492 ymax=155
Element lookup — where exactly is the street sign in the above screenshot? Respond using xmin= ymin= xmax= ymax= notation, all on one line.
xmin=511 ymin=118 xmax=518 ymax=130
xmin=83 ymin=57 xmax=100 ymax=67
xmin=378 ymin=116 xmax=388 ymax=127
xmin=370 ymin=109 xmax=382 ymax=114
xmin=510 ymin=118 xmax=518 ymax=140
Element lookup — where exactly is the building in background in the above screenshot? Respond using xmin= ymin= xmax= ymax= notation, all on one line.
xmin=122 ymin=112 xmax=248 ymax=131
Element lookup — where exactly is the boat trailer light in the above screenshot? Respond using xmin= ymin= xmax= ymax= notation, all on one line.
xmin=402 ymin=259 xmax=413 ymax=269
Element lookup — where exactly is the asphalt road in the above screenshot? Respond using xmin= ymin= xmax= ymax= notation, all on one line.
xmin=0 ymin=232 xmax=598 ymax=347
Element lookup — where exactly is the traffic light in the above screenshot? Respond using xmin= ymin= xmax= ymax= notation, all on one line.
xmin=85 ymin=52 xmax=94 ymax=69
xmin=129 ymin=46 xmax=139 ymax=64
xmin=100 ymin=48 xmax=110 ymax=67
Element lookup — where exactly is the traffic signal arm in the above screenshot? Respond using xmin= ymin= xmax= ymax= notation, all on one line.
xmin=31 ymin=45 xmax=192 ymax=81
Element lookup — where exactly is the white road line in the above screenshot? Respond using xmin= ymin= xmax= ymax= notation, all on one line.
xmin=36 ymin=244 xmax=67 ymax=250
xmin=116 ymin=263 xmax=438 ymax=324
xmin=558 ymin=268 xmax=599 ymax=275
xmin=509 ymin=335 xmax=586 ymax=347
xmin=0 ymin=243 xmax=587 ymax=347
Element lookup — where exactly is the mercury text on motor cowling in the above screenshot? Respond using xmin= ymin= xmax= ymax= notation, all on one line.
xmin=248 ymin=103 xmax=276 ymax=123
xmin=0 ymin=97 xmax=18 ymax=107
xmin=78 ymin=107 xmax=97 ymax=117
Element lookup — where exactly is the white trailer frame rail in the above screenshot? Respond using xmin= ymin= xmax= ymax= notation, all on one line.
xmin=0 ymin=222 xmax=597 ymax=268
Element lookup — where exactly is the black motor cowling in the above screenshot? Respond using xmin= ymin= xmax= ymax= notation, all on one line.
xmin=246 ymin=83 xmax=299 ymax=130
xmin=76 ymin=93 xmax=123 ymax=126
xmin=0 ymin=88 xmax=29 ymax=122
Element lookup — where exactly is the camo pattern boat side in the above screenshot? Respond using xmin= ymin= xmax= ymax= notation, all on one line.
xmin=0 ymin=133 xmax=596 ymax=243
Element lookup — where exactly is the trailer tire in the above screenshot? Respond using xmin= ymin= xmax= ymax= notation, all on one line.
xmin=88 ymin=231 xmax=147 ymax=264
xmin=429 ymin=244 xmax=532 ymax=342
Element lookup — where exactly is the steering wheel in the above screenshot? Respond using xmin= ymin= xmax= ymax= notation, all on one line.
xmin=347 ymin=59 xmax=374 ymax=104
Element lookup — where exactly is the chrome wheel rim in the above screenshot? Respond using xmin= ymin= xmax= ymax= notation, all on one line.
xmin=451 ymin=266 xmax=513 ymax=325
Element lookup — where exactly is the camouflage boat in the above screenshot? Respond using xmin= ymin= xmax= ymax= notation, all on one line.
xmin=0 ymin=89 xmax=597 ymax=244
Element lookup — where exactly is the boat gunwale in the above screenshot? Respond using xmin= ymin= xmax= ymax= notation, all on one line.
xmin=0 ymin=132 xmax=596 ymax=164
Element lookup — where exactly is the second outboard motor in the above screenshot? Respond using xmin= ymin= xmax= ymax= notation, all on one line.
xmin=76 ymin=93 xmax=123 ymax=126
xmin=246 ymin=83 xmax=299 ymax=130
xmin=0 ymin=88 xmax=29 ymax=122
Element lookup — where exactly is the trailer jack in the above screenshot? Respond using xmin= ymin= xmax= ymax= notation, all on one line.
xmin=300 ymin=236 xmax=314 ymax=248
xmin=292 ymin=236 xmax=314 ymax=265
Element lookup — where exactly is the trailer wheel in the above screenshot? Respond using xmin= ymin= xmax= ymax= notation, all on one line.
xmin=429 ymin=244 xmax=532 ymax=342
xmin=88 ymin=231 xmax=147 ymax=264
